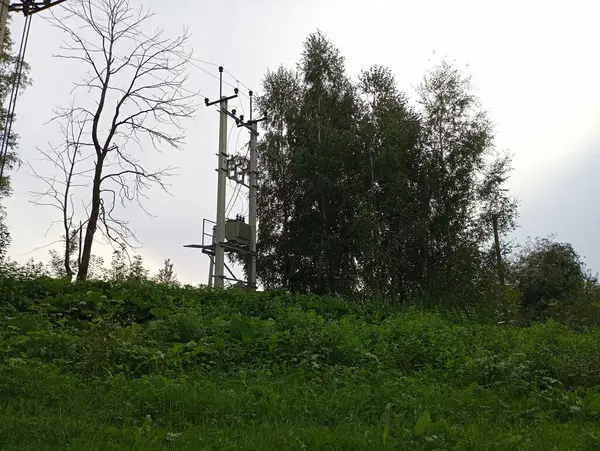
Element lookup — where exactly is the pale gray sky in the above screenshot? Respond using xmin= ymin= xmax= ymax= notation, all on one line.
xmin=4 ymin=0 xmax=600 ymax=284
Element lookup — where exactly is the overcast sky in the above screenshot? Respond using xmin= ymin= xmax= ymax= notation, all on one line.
xmin=4 ymin=0 xmax=600 ymax=284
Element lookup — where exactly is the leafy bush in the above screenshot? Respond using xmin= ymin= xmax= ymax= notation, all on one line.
xmin=510 ymin=237 xmax=600 ymax=326
xmin=2 ymin=276 xmax=600 ymax=449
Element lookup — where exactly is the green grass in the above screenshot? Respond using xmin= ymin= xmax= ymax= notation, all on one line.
xmin=1 ymin=277 xmax=600 ymax=449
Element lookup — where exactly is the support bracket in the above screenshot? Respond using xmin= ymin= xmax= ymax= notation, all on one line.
xmin=10 ymin=0 xmax=67 ymax=16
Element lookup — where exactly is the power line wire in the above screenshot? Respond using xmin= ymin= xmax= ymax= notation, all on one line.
xmin=45 ymin=16 xmax=259 ymax=223
xmin=131 ymin=27 xmax=256 ymax=100
xmin=132 ymin=23 xmax=256 ymax=101
xmin=46 ymin=13 xmax=257 ymax=106
xmin=225 ymin=179 xmax=239 ymax=217
xmin=224 ymin=68 xmax=254 ymax=96
xmin=229 ymin=139 xmax=252 ymax=218
xmin=0 ymin=14 xmax=33 ymax=187
xmin=53 ymin=29 xmax=204 ymax=100
xmin=224 ymin=126 xmax=239 ymax=216
xmin=226 ymin=182 xmax=242 ymax=217
xmin=44 ymin=8 xmax=258 ymax=103
xmin=186 ymin=54 xmax=220 ymax=67
xmin=226 ymin=127 xmax=247 ymax=217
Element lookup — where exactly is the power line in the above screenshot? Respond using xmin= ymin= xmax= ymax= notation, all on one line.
xmin=43 ymin=9 xmax=259 ymax=103
xmin=229 ymin=138 xmax=251 ymax=216
xmin=0 ymin=13 xmax=33 ymax=187
xmin=188 ymin=58 xmax=243 ymax=96
xmin=234 ymin=127 xmax=244 ymax=157
xmin=131 ymin=27 xmax=257 ymax=101
xmin=226 ymin=130 xmax=247 ymax=217
xmin=48 ymin=28 xmax=204 ymax=100
xmin=224 ymin=68 xmax=254 ymax=96
xmin=186 ymin=56 xmax=265 ymax=289
xmin=224 ymin=122 xmax=238 ymax=216
xmin=224 ymin=122 xmax=238 ymax=214
xmin=227 ymin=120 xmax=236 ymax=148
xmin=172 ymin=52 xmax=257 ymax=100
xmin=226 ymin=181 xmax=241 ymax=217
xmin=225 ymin=127 xmax=249 ymax=217
xmin=225 ymin=179 xmax=238 ymax=216
xmin=186 ymin=54 xmax=220 ymax=67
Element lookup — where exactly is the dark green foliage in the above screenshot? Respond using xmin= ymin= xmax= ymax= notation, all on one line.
xmin=354 ymin=65 xmax=423 ymax=301
xmin=1 ymin=277 xmax=600 ymax=449
xmin=416 ymin=62 xmax=518 ymax=303
xmin=47 ymin=233 xmax=79 ymax=280
xmin=511 ymin=237 xmax=599 ymax=323
xmin=0 ymin=205 xmax=9 ymax=261
xmin=128 ymin=254 xmax=149 ymax=282
xmin=0 ymin=258 xmax=47 ymax=280
xmin=257 ymin=31 xmax=362 ymax=296
xmin=256 ymin=33 xmax=518 ymax=305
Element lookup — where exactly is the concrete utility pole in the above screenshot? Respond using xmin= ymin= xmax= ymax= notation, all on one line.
xmin=214 ymin=94 xmax=228 ymax=288
xmin=248 ymin=120 xmax=258 ymax=287
xmin=247 ymin=92 xmax=258 ymax=288
xmin=185 ymin=69 xmax=264 ymax=289
xmin=195 ymin=66 xmax=239 ymax=289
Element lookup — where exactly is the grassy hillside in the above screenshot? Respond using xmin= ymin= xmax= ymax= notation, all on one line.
xmin=1 ymin=277 xmax=600 ymax=450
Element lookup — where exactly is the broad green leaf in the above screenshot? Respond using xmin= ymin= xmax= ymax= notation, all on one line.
xmin=414 ymin=410 xmax=432 ymax=436
xmin=150 ymin=307 xmax=170 ymax=318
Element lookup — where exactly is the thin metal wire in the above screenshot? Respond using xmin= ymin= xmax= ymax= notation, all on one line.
xmin=42 ymin=10 xmax=257 ymax=106
xmin=224 ymin=123 xmax=238 ymax=216
xmin=229 ymin=145 xmax=251 ymax=217
xmin=224 ymin=68 xmax=254 ymax=95
xmin=0 ymin=14 xmax=33 ymax=188
xmin=226 ymin=127 xmax=247 ymax=217
xmin=131 ymin=28 xmax=255 ymax=100
xmin=41 ymin=24 xmax=204 ymax=99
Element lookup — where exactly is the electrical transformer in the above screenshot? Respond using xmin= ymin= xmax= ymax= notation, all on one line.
xmin=225 ymin=219 xmax=251 ymax=245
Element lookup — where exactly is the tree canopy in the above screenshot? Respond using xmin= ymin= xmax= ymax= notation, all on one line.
xmin=255 ymin=32 xmax=518 ymax=305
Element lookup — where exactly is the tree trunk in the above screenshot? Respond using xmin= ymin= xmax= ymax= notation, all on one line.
xmin=76 ymin=160 xmax=103 ymax=281
xmin=492 ymin=214 xmax=505 ymax=286
xmin=64 ymin=232 xmax=73 ymax=280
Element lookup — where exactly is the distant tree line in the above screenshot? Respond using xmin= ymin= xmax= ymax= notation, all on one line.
xmin=1 ymin=248 xmax=179 ymax=287
xmin=241 ymin=31 xmax=599 ymax=325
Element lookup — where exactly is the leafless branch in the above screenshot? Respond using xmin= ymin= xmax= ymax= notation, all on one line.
xmin=39 ymin=0 xmax=196 ymax=280
xmin=28 ymin=103 xmax=92 ymax=279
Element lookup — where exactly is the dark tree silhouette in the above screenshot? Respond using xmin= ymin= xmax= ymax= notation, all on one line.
xmin=45 ymin=0 xmax=196 ymax=280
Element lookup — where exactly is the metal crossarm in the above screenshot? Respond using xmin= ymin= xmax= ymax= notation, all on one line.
xmin=10 ymin=0 xmax=67 ymax=16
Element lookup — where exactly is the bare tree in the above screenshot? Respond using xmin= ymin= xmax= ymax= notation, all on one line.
xmin=47 ymin=0 xmax=195 ymax=280
xmin=29 ymin=106 xmax=93 ymax=279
